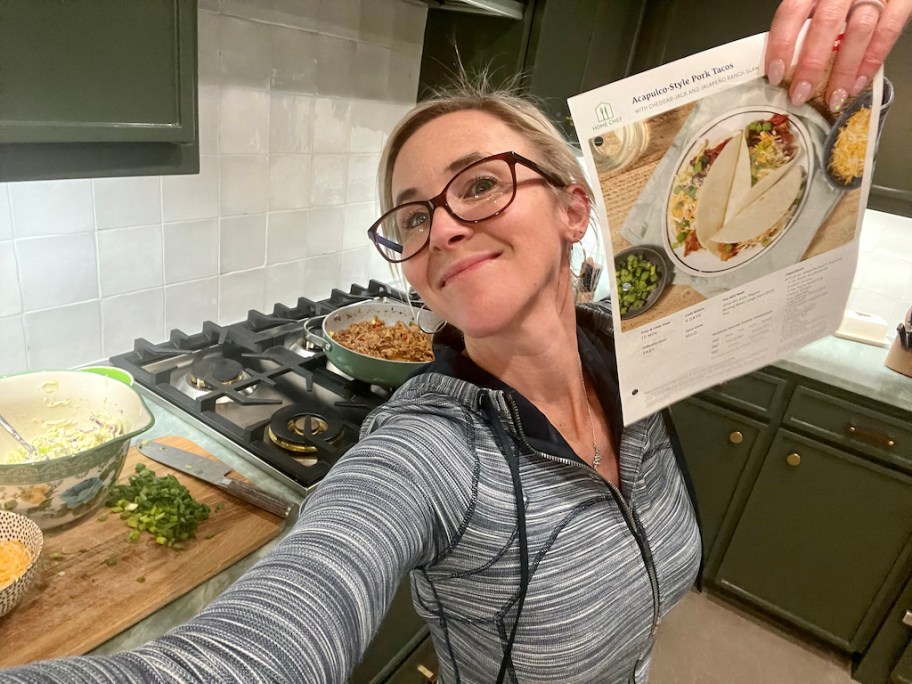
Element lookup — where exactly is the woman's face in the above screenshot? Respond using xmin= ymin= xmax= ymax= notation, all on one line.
xmin=392 ymin=110 xmax=588 ymax=340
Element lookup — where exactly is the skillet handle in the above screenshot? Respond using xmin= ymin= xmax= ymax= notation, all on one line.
xmin=302 ymin=316 xmax=331 ymax=352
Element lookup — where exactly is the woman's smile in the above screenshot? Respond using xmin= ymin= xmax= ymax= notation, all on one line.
xmin=438 ymin=251 xmax=502 ymax=288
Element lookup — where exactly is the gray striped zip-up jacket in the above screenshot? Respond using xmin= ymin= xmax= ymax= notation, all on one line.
xmin=1 ymin=307 xmax=701 ymax=684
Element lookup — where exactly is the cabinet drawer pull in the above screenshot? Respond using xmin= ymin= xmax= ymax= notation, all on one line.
xmin=729 ymin=431 xmax=743 ymax=444
xmin=786 ymin=452 xmax=801 ymax=467
xmin=417 ymin=664 xmax=438 ymax=682
xmin=847 ymin=424 xmax=895 ymax=448
xmin=903 ymin=610 xmax=912 ymax=628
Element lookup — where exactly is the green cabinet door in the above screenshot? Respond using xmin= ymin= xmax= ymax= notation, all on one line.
xmin=0 ymin=0 xmax=198 ymax=180
xmin=667 ymin=397 xmax=766 ymax=575
xmin=716 ymin=429 xmax=912 ymax=652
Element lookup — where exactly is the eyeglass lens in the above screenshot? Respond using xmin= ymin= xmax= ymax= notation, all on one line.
xmin=372 ymin=158 xmax=516 ymax=262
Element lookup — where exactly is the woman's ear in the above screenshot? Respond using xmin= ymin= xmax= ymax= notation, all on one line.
xmin=560 ymin=184 xmax=592 ymax=242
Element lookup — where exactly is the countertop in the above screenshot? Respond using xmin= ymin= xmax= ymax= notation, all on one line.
xmin=775 ymin=335 xmax=912 ymax=414
xmin=80 ymin=333 xmax=909 ymax=659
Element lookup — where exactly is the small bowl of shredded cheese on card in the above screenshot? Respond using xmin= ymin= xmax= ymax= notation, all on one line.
xmin=823 ymin=78 xmax=894 ymax=191
xmin=0 ymin=511 xmax=43 ymax=619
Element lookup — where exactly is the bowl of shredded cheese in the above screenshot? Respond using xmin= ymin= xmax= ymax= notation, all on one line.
xmin=823 ymin=78 xmax=893 ymax=190
xmin=0 ymin=510 xmax=43 ymax=619
xmin=0 ymin=371 xmax=154 ymax=530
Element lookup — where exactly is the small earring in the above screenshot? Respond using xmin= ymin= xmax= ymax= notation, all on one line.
xmin=416 ymin=302 xmax=446 ymax=334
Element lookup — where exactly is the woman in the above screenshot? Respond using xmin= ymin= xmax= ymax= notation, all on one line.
xmin=2 ymin=3 xmax=908 ymax=682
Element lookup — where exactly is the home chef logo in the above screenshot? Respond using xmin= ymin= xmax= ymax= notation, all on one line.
xmin=593 ymin=102 xmax=621 ymax=131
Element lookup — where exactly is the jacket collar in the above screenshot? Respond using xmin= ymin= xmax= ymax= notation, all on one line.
xmin=401 ymin=304 xmax=625 ymax=465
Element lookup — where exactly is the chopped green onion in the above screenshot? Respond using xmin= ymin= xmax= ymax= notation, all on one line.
xmin=105 ymin=462 xmax=210 ymax=549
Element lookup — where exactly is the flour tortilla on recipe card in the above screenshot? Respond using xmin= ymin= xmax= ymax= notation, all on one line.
xmin=723 ymin=134 xmax=752 ymax=225
xmin=710 ymin=160 xmax=803 ymax=244
xmin=695 ymin=131 xmax=743 ymax=255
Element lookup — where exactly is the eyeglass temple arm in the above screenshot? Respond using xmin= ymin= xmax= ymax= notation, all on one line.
xmin=371 ymin=231 xmax=404 ymax=254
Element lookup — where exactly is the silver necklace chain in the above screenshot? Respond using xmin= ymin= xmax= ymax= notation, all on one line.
xmin=579 ymin=363 xmax=602 ymax=468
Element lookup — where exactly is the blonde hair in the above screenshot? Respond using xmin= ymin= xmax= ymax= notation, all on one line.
xmin=378 ymin=76 xmax=595 ymax=215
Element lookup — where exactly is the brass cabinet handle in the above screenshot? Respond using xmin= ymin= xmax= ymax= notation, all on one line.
xmin=417 ymin=664 xmax=438 ymax=683
xmin=903 ymin=610 xmax=912 ymax=628
xmin=786 ymin=452 xmax=801 ymax=467
xmin=729 ymin=431 xmax=743 ymax=444
xmin=847 ymin=424 xmax=896 ymax=448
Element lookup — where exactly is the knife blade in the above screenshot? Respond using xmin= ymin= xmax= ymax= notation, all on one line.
xmin=138 ymin=441 xmax=293 ymax=518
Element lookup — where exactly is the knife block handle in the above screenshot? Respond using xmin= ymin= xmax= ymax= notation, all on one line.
xmin=223 ymin=479 xmax=293 ymax=518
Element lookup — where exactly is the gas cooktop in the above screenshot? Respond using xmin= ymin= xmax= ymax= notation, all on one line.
xmin=110 ymin=281 xmax=414 ymax=492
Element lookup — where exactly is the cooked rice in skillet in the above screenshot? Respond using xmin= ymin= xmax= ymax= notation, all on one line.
xmin=331 ymin=317 xmax=433 ymax=362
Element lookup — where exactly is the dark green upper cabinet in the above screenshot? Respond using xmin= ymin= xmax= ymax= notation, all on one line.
xmin=0 ymin=0 xmax=198 ymax=181
xmin=418 ymin=0 xmax=647 ymax=142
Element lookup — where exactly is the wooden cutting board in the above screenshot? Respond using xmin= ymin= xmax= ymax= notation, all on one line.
xmin=0 ymin=436 xmax=287 ymax=667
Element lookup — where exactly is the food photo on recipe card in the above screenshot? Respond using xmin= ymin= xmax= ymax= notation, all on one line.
xmin=568 ymin=28 xmax=884 ymax=425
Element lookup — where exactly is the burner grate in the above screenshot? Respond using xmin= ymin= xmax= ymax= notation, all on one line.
xmin=109 ymin=282 xmax=405 ymax=489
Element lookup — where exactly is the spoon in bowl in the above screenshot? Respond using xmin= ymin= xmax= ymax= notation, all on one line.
xmin=0 ymin=411 xmax=39 ymax=461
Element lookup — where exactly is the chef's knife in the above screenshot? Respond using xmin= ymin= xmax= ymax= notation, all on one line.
xmin=138 ymin=441 xmax=293 ymax=518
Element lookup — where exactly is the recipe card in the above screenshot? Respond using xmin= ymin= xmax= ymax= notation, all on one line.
xmin=568 ymin=31 xmax=883 ymax=424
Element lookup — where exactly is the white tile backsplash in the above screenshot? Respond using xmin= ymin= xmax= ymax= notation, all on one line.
xmin=0 ymin=316 xmax=27 ymax=374
xmin=165 ymin=278 xmax=219 ymax=333
xmin=93 ymin=176 xmax=163 ymax=230
xmin=219 ymin=268 xmax=266 ymax=323
xmin=305 ymin=206 xmax=345 ymax=256
xmin=340 ymin=246 xmax=371 ymax=287
xmin=197 ymin=10 xmax=220 ymax=86
xmin=198 ymin=86 xmax=220 ymax=155
xmin=349 ymin=99 xmax=385 ymax=154
xmin=267 ymin=211 xmax=309 ymax=264
xmin=313 ymin=98 xmax=352 ymax=154
xmin=347 ymin=154 xmax=380 ymax=203
xmin=0 ymin=242 xmax=21 ymax=317
xmin=9 ymin=180 xmax=94 ymax=237
xmin=220 ymin=155 xmax=269 ymax=216
xmin=0 ymin=187 xmax=12 ymax=240
xmin=219 ymin=87 xmax=270 ymax=154
xmin=270 ymin=93 xmax=313 ymax=154
xmin=7 ymin=1 xmax=426 ymax=371
xmin=354 ymin=43 xmax=392 ymax=101
xmin=24 ymin=302 xmax=102 ymax=369
xmin=163 ymin=219 xmax=220 ymax=284
xmin=269 ymin=155 xmax=312 ymax=210
xmin=97 ymin=224 xmax=164 ymax=296
xmin=315 ymin=35 xmax=356 ymax=98
xmin=219 ymin=15 xmax=273 ymax=89
xmin=343 ymin=201 xmax=376 ymax=250
xmin=310 ymin=155 xmax=348 ymax=205
xmin=220 ymin=214 xmax=266 ymax=273
xmin=16 ymin=233 xmax=98 ymax=310
xmin=101 ymin=289 xmax=165 ymax=356
xmin=270 ymin=25 xmax=318 ymax=93
xmin=301 ymin=253 xmax=341 ymax=300
xmin=265 ymin=260 xmax=306 ymax=306
xmin=162 ymin=155 xmax=220 ymax=222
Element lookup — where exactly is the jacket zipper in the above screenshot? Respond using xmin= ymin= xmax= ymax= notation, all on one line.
xmin=494 ymin=390 xmax=662 ymax=640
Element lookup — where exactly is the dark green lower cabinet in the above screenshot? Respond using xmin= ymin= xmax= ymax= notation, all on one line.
xmin=715 ymin=429 xmax=912 ymax=652
xmin=668 ymin=398 xmax=766 ymax=571
xmin=384 ymin=637 xmax=438 ymax=684
xmin=350 ymin=580 xmax=428 ymax=684
xmin=891 ymin=642 xmax=912 ymax=684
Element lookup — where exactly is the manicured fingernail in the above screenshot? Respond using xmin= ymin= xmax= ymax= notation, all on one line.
xmin=790 ymin=80 xmax=812 ymax=106
xmin=828 ymin=88 xmax=848 ymax=112
xmin=767 ymin=59 xmax=785 ymax=87
xmin=851 ymin=74 xmax=869 ymax=96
